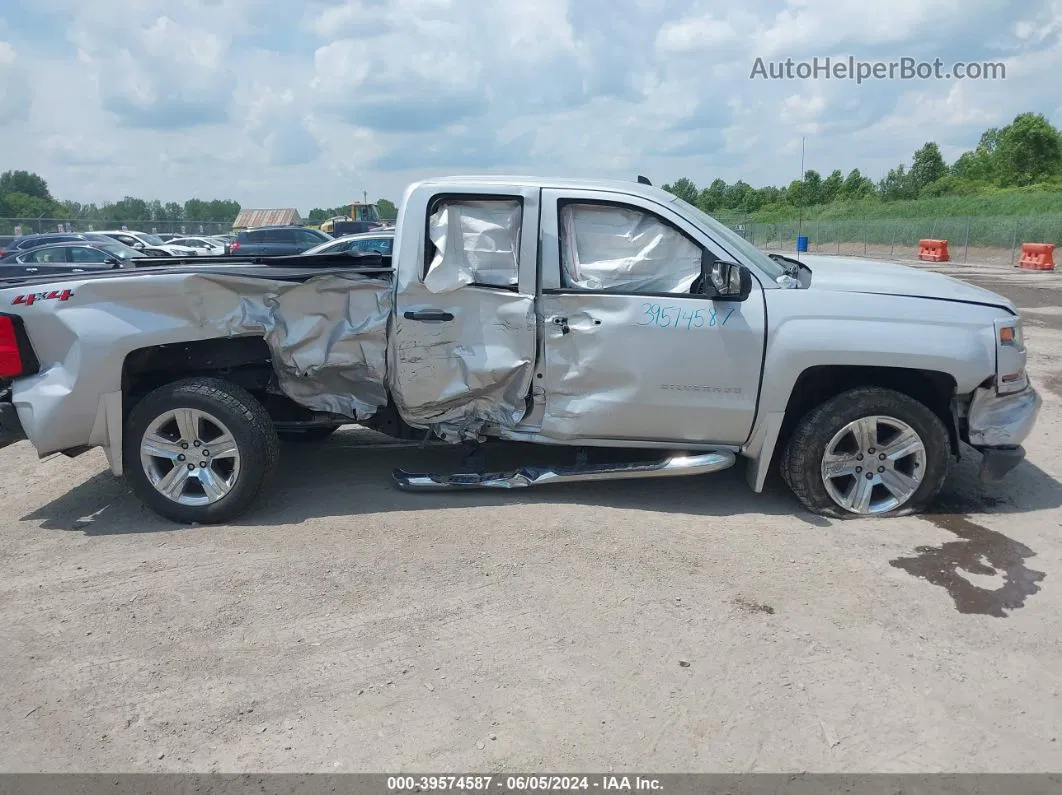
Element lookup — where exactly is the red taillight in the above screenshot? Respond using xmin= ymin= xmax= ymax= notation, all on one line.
xmin=0 ymin=316 xmax=24 ymax=378
xmin=229 ymin=240 xmax=240 ymax=253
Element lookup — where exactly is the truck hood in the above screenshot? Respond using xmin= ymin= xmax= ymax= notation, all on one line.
xmin=796 ymin=254 xmax=1016 ymax=313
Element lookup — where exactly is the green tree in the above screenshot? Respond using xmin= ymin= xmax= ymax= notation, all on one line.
xmin=377 ymin=198 xmax=397 ymax=219
xmin=698 ymin=179 xmax=728 ymax=211
xmin=910 ymin=142 xmax=947 ymax=193
xmin=821 ymin=169 xmax=844 ymax=203
xmin=0 ymin=170 xmax=52 ymax=201
xmin=840 ymin=168 xmax=875 ymax=199
xmin=662 ymin=177 xmax=699 ymax=204
xmin=880 ymin=164 xmax=916 ymax=201
xmin=801 ymin=170 xmax=823 ymax=205
xmin=0 ymin=192 xmax=57 ymax=219
xmin=995 ymin=112 xmax=1062 ymax=186
xmin=723 ymin=180 xmax=753 ymax=210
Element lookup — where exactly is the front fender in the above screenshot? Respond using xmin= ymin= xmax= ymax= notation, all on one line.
xmin=759 ymin=292 xmax=1000 ymax=415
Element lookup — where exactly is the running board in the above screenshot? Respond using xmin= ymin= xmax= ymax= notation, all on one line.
xmin=393 ymin=451 xmax=736 ymax=491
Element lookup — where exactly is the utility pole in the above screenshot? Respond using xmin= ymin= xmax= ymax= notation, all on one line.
xmin=797 ymin=136 xmax=805 ymax=254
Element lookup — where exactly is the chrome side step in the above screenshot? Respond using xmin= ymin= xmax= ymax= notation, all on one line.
xmin=393 ymin=451 xmax=736 ymax=491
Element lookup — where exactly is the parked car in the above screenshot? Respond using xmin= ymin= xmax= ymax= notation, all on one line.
xmin=167 ymin=237 xmax=228 ymax=255
xmin=0 ymin=175 xmax=1040 ymax=526
xmin=0 ymin=236 xmax=15 ymax=259
xmin=8 ymin=233 xmax=93 ymax=254
xmin=0 ymin=242 xmax=147 ymax=277
xmin=302 ymin=231 xmax=394 ymax=256
xmin=94 ymin=230 xmax=198 ymax=257
xmin=228 ymin=226 xmax=332 ymax=256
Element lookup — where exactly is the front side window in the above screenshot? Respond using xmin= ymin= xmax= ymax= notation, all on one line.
xmin=559 ymin=202 xmax=702 ymax=294
xmin=424 ymin=198 xmax=521 ymax=293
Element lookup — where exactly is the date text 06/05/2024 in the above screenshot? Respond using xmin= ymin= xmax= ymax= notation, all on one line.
xmin=385 ymin=774 xmax=664 ymax=791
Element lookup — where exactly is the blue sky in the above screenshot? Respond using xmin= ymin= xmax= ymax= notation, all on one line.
xmin=1 ymin=0 xmax=1060 ymax=213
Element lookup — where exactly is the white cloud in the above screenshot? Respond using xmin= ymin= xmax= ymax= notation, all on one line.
xmin=656 ymin=16 xmax=737 ymax=53
xmin=0 ymin=40 xmax=30 ymax=125
xmin=0 ymin=0 xmax=1058 ymax=212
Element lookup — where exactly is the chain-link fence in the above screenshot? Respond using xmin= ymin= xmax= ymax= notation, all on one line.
xmin=0 ymin=218 xmax=236 ymax=237
xmin=722 ymin=213 xmax=1062 ymax=267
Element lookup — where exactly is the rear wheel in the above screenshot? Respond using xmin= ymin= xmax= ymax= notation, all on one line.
xmin=123 ymin=377 xmax=280 ymax=524
xmin=781 ymin=386 xmax=950 ymax=519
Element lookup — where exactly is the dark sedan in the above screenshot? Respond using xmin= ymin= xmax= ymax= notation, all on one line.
xmin=0 ymin=242 xmax=148 ymax=278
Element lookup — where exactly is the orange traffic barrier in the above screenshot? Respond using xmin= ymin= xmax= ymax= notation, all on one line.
xmin=1017 ymin=242 xmax=1055 ymax=271
xmin=918 ymin=239 xmax=950 ymax=262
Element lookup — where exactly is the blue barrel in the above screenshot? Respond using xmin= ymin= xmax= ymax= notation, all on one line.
xmin=796 ymin=235 xmax=809 ymax=253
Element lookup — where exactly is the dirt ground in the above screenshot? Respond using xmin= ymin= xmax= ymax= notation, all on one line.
xmin=2 ymin=257 xmax=1062 ymax=773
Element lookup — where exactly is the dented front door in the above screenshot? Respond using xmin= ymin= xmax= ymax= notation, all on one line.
xmin=535 ymin=189 xmax=766 ymax=446
xmin=388 ymin=188 xmax=540 ymax=439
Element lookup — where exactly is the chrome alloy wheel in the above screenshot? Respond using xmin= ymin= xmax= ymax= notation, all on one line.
xmin=820 ymin=415 xmax=927 ymax=515
xmin=139 ymin=408 xmax=241 ymax=506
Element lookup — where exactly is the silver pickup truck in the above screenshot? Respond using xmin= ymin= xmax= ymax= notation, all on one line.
xmin=0 ymin=176 xmax=1041 ymax=524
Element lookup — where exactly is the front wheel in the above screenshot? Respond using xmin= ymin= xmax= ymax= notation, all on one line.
xmin=781 ymin=387 xmax=951 ymax=519
xmin=123 ymin=377 xmax=280 ymax=524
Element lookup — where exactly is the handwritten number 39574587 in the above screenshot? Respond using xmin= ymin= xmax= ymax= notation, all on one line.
xmin=636 ymin=303 xmax=735 ymax=330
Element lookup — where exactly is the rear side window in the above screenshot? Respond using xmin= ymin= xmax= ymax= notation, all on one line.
xmin=244 ymin=229 xmax=289 ymax=244
xmin=424 ymin=198 xmax=521 ymax=293
xmin=29 ymin=247 xmax=68 ymax=263
xmin=294 ymin=229 xmax=325 ymax=246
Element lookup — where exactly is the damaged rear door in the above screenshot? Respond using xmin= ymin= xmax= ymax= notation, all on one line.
xmin=388 ymin=189 xmax=540 ymax=439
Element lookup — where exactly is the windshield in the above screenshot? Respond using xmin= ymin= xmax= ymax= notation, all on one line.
xmin=669 ymin=197 xmax=787 ymax=281
xmin=139 ymin=233 xmax=165 ymax=246
xmin=101 ymin=243 xmax=143 ymax=259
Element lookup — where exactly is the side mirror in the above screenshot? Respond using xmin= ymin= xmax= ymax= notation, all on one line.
xmin=702 ymin=255 xmax=752 ymax=301
xmin=104 ymin=257 xmax=119 ymax=266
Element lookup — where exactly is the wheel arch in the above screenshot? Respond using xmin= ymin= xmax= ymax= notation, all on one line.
xmin=746 ymin=364 xmax=959 ymax=492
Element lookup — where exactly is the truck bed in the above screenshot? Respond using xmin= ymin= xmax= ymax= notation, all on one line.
xmin=0 ymin=251 xmax=394 ymax=288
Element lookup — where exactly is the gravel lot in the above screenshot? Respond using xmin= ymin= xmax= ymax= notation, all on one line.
xmin=2 ymin=258 xmax=1062 ymax=773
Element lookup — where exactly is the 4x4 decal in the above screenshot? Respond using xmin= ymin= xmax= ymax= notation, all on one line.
xmin=12 ymin=289 xmax=74 ymax=306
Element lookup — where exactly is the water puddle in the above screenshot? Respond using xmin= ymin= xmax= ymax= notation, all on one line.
xmin=890 ymin=513 xmax=1045 ymax=617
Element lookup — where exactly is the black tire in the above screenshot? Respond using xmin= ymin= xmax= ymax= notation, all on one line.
xmin=780 ymin=386 xmax=950 ymax=519
xmin=123 ymin=377 xmax=280 ymax=524
xmin=277 ymin=426 xmax=339 ymax=443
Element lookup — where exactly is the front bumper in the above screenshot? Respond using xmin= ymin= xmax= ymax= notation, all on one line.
xmin=967 ymin=384 xmax=1041 ymax=482
xmin=0 ymin=400 xmax=26 ymax=450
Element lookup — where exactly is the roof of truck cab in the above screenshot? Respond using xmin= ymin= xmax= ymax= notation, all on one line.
xmin=413 ymin=175 xmax=676 ymax=203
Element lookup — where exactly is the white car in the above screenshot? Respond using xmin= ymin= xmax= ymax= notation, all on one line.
xmin=94 ymin=230 xmax=199 ymax=258
xmin=303 ymin=231 xmax=394 ymax=256
xmin=167 ymin=237 xmax=228 ymax=256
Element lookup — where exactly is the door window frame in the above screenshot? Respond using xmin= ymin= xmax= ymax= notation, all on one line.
xmin=422 ymin=193 xmax=524 ymax=293
xmin=545 ymin=197 xmax=712 ymax=300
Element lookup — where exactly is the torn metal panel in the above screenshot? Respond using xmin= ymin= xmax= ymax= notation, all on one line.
xmin=425 ymin=199 xmax=521 ymax=293
xmin=387 ymin=293 xmax=536 ymax=440
xmin=967 ymin=385 xmax=1041 ymax=447
xmin=188 ymin=272 xmax=393 ymax=419
xmin=560 ymin=203 xmax=701 ymax=293
xmin=388 ymin=193 xmax=537 ymax=441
